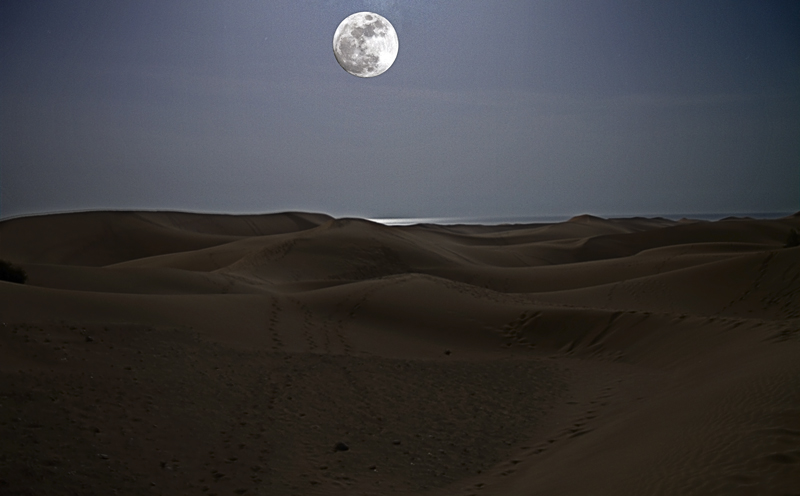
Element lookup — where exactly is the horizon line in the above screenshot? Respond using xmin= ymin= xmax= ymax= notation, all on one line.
xmin=1 ymin=207 xmax=796 ymax=225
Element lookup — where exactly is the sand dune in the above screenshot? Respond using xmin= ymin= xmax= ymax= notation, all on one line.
xmin=1 ymin=211 xmax=799 ymax=495
xmin=0 ymin=211 xmax=332 ymax=266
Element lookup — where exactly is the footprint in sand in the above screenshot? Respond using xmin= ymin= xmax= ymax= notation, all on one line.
xmin=268 ymin=297 xmax=284 ymax=351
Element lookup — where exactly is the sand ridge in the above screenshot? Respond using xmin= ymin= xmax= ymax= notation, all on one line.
xmin=1 ymin=211 xmax=799 ymax=495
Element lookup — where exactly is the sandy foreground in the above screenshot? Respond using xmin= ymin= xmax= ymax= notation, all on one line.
xmin=0 ymin=210 xmax=799 ymax=496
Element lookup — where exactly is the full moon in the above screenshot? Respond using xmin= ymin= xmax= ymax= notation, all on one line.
xmin=333 ymin=12 xmax=398 ymax=78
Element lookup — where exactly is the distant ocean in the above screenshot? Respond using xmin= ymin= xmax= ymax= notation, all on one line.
xmin=368 ymin=212 xmax=796 ymax=226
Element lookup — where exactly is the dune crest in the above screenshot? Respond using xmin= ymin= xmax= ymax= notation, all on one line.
xmin=1 ymin=211 xmax=799 ymax=495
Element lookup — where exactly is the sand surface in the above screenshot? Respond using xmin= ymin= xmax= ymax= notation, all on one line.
xmin=1 ymin=211 xmax=799 ymax=495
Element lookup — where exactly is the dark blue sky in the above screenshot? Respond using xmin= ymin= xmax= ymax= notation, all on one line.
xmin=1 ymin=0 xmax=798 ymax=220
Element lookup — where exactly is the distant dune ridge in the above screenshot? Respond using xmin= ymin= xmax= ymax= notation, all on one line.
xmin=1 ymin=210 xmax=799 ymax=495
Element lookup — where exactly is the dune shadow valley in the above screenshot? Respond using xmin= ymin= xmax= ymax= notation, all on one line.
xmin=1 ymin=210 xmax=799 ymax=496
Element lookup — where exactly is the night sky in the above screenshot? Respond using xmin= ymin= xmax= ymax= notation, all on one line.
xmin=2 ymin=1 xmax=798 ymax=220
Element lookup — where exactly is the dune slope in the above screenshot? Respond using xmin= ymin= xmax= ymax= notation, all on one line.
xmin=1 ymin=211 xmax=798 ymax=496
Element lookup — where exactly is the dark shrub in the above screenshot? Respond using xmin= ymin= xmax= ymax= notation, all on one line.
xmin=786 ymin=228 xmax=800 ymax=248
xmin=0 ymin=259 xmax=27 ymax=284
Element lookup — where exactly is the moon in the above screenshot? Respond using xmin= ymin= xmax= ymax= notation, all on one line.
xmin=333 ymin=12 xmax=398 ymax=78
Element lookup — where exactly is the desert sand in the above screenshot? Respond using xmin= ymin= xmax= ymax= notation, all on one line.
xmin=1 ymin=210 xmax=799 ymax=495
